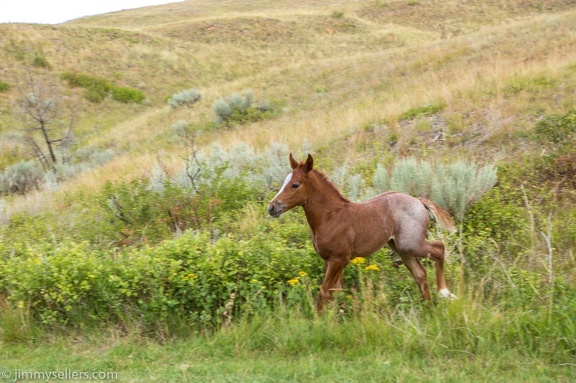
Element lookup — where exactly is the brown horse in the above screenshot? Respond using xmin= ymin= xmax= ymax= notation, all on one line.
xmin=268 ymin=154 xmax=457 ymax=311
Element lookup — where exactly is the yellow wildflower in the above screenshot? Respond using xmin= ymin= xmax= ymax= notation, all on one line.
xmin=17 ymin=301 xmax=25 ymax=309
xmin=298 ymin=271 xmax=308 ymax=277
xmin=288 ymin=278 xmax=300 ymax=286
xmin=351 ymin=257 xmax=366 ymax=265
xmin=184 ymin=273 xmax=197 ymax=281
xmin=365 ymin=264 xmax=380 ymax=271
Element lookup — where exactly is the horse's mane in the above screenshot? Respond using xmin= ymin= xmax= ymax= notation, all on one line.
xmin=310 ymin=169 xmax=350 ymax=203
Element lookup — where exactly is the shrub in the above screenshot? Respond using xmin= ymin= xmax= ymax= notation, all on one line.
xmin=534 ymin=108 xmax=576 ymax=148
xmin=0 ymin=161 xmax=44 ymax=195
xmin=61 ymin=72 xmax=114 ymax=103
xmin=462 ymin=175 xmax=528 ymax=261
xmin=32 ymin=55 xmax=51 ymax=69
xmin=372 ymin=158 xmax=497 ymax=220
xmin=0 ymin=147 xmax=114 ymax=196
xmin=213 ymin=99 xmax=234 ymax=125
xmin=430 ymin=161 xmax=498 ymax=221
xmin=0 ymin=230 xmax=321 ymax=330
xmin=61 ymin=72 xmax=146 ymax=104
xmin=372 ymin=164 xmax=388 ymax=192
xmin=95 ymin=141 xmax=292 ymax=246
xmin=112 ymin=86 xmax=146 ymax=104
xmin=0 ymin=80 xmax=10 ymax=92
xmin=167 ymin=88 xmax=201 ymax=108
xmin=213 ymin=90 xmax=272 ymax=127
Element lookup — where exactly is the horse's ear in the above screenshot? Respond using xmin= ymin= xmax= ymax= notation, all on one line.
xmin=289 ymin=153 xmax=299 ymax=169
xmin=303 ymin=154 xmax=314 ymax=173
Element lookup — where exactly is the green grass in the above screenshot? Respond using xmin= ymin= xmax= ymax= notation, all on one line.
xmin=2 ymin=297 xmax=575 ymax=382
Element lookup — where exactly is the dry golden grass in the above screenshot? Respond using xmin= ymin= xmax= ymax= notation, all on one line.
xmin=1 ymin=1 xmax=576 ymax=217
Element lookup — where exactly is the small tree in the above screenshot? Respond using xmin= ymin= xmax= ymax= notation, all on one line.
xmin=14 ymin=72 xmax=78 ymax=171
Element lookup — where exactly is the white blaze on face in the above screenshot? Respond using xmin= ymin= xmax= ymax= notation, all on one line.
xmin=273 ymin=173 xmax=292 ymax=200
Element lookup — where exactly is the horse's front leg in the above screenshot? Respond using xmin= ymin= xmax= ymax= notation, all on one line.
xmin=317 ymin=257 xmax=348 ymax=312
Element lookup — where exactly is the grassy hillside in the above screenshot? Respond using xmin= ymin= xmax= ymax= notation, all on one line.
xmin=1 ymin=0 xmax=575 ymax=381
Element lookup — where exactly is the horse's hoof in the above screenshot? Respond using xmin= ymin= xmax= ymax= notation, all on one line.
xmin=438 ymin=289 xmax=457 ymax=300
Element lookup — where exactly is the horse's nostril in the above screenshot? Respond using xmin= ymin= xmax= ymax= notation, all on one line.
xmin=268 ymin=204 xmax=275 ymax=215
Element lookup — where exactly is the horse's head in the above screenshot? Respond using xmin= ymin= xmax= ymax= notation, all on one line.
xmin=267 ymin=153 xmax=314 ymax=218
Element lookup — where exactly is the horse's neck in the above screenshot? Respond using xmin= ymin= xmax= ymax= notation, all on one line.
xmin=303 ymin=171 xmax=349 ymax=231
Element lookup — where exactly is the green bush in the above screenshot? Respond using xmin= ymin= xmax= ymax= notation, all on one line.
xmin=0 ymin=229 xmax=321 ymax=330
xmin=61 ymin=72 xmax=113 ymax=103
xmin=462 ymin=177 xmax=529 ymax=264
xmin=534 ymin=108 xmax=576 ymax=148
xmin=112 ymin=86 xmax=146 ymax=104
xmin=98 ymin=179 xmax=197 ymax=246
xmin=61 ymin=72 xmax=145 ymax=104
xmin=0 ymin=80 xmax=10 ymax=92
xmin=32 ymin=55 xmax=52 ymax=69
xmin=98 ymin=144 xmax=274 ymax=246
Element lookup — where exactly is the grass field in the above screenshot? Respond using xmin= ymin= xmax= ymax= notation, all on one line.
xmin=1 ymin=0 xmax=575 ymax=381
xmin=2 ymin=295 xmax=575 ymax=382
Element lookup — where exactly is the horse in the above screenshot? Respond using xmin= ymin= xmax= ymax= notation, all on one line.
xmin=267 ymin=154 xmax=457 ymax=311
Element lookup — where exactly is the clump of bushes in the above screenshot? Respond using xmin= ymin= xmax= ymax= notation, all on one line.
xmin=61 ymin=72 xmax=146 ymax=104
xmin=0 ymin=148 xmax=115 ymax=197
xmin=98 ymin=141 xmax=292 ymax=246
xmin=32 ymin=54 xmax=51 ymax=69
xmin=0 ymin=227 xmax=322 ymax=331
xmin=167 ymin=88 xmax=201 ymax=108
xmin=0 ymin=80 xmax=10 ymax=92
xmin=213 ymin=90 xmax=272 ymax=127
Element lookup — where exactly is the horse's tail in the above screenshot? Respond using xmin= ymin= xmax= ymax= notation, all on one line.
xmin=418 ymin=197 xmax=457 ymax=233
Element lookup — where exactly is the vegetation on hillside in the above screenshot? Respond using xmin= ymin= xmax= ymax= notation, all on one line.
xmin=0 ymin=0 xmax=575 ymax=381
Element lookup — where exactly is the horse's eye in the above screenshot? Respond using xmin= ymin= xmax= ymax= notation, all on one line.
xmin=292 ymin=182 xmax=300 ymax=189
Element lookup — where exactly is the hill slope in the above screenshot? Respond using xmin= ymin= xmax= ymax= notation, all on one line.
xmin=0 ymin=0 xmax=575 ymax=214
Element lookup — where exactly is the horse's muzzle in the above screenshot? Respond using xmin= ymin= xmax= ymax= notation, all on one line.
xmin=267 ymin=201 xmax=285 ymax=218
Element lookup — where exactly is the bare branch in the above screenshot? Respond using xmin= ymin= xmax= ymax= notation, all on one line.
xmin=12 ymin=70 xmax=80 ymax=170
xmin=182 ymin=131 xmax=202 ymax=194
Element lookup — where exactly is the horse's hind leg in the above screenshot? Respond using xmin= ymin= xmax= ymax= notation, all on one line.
xmin=427 ymin=240 xmax=453 ymax=298
xmin=389 ymin=240 xmax=431 ymax=300
xmin=402 ymin=254 xmax=432 ymax=300
xmin=391 ymin=238 xmax=454 ymax=299
xmin=415 ymin=240 xmax=455 ymax=298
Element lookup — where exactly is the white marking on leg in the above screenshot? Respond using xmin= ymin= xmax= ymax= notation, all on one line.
xmin=273 ymin=173 xmax=292 ymax=200
xmin=439 ymin=288 xmax=457 ymax=299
